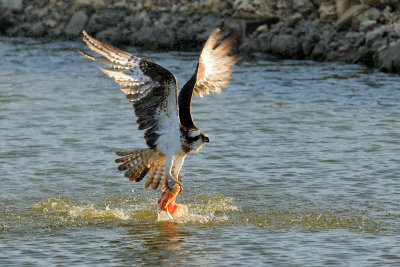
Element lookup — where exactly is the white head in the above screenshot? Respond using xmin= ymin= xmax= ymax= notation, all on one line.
xmin=184 ymin=130 xmax=209 ymax=152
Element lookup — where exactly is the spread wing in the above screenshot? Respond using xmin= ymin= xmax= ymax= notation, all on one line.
xmin=178 ymin=28 xmax=239 ymax=129
xmin=79 ymin=30 xmax=179 ymax=148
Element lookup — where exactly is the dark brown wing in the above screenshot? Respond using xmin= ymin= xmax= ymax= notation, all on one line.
xmin=178 ymin=28 xmax=239 ymax=129
xmin=79 ymin=30 xmax=180 ymax=147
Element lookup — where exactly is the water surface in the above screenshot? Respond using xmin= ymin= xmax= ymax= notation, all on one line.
xmin=1 ymin=36 xmax=399 ymax=265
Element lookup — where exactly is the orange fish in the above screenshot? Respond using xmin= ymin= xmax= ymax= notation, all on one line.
xmin=158 ymin=183 xmax=180 ymax=211
xmin=158 ymin=182 xmax=187 ymax=219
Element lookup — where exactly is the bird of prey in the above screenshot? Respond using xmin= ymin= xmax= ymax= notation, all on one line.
xmin=79 ymin=28 xmax=238 ymax=191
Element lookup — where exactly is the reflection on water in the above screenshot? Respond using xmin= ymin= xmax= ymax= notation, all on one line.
xmin=1 ymin=36 xmax=400 ymax=265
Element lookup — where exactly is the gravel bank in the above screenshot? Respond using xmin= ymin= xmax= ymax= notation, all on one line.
xmin=1 ymin=0 xmax=400 ymax=73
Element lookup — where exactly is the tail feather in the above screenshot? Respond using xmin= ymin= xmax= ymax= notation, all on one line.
xmin=115 ymin=150 xmax=137 ymax=157
xmin=151 ymin=164 xmax=164 ymax=190
xmin=115 ymin=148 xmax=167 ymax=190
xmin=144 ymin=165 xmax=157 ymax=189
xmin=135 ymin=167 xmax=150 ymax=182
xmin=145 ymin=162 xmax=163 ymax=190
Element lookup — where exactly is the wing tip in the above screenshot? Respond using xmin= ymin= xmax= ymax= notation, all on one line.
xmin=77 ymin=48 xmax=95 ymax=61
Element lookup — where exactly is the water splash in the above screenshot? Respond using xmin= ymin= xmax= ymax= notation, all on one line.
xmin=0 ymin=194 xmax=381 ymax=233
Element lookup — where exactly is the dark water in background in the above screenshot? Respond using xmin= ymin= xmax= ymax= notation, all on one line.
xmin=1 ymin=36 xmax=399 ymax=266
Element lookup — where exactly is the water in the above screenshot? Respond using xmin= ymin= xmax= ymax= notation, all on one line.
xmin=1 ymin=36 xmax=399 ymax=265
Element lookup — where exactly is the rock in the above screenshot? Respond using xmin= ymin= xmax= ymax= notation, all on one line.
xmin=359 ymin=19 xmax=377 ymax=32
xmin=256 ymin=31 xmax=275 ymax=53
xmin=371 ymin=38 xmax=388 ymax=50
xmin=31 ymin=22 xmax=46 ymax=37
xmin=239 ymin=36 xmax=261 ymax=53
xmin=356 ymin=7 xmax=381 ymax=21
xmin=74 ymin=0 xmax=104 ymax=11
xmin=310 ymin=41 xmax=327 ymax=60
xmin=0 ymin=7 xmax=13 ymax=33
xmin=287 ymin=13 xmax=303 ymax=27
xmin=96 ymin=27 xmax=131 ymax=45
xmin=391 ymin=23 xmax=400 ymax=34
xmin=48 ymin=23 xmax=67 ymax=37
xmin=86 ymin=8 xmax=127 ymax=35
xmin=205 ymin=0 xmax=231 ymax=14
xmin=293 ymin=0 xmax=314 ymax=10
xmin=345 ymin=31 xmax=362 ymax=40
xmin=318 ymin=2 xmax=337 ymax=22
xmin=233 ymin=0 xmax=274 ymax=18
xmin=269 ymin=34 xmax=301 ymax=58
xmin=364 ymin=0 xmax=400 ymax=10
xmin=158 ymin=12 xmax=173 ymax=26
xmin=300 ymin=36 xmax=315 ymax=56
xmin=293 ymin=0 xmax=314 ymax=16
xmin=365 ymin=27 xmax=387 ymax=46
xmin=256 ymin=24 xmax=268 ymax=33
xmin=326 ymin=50 xmax=340 ymax=61
xmin=353 ymin=46 xmax=375 ymax=66
xmin=65 ymin=10 xmax=88 ymax=37
xmin=134 ymin=26 xmax=177 ymax=49
xmin=376 ymin=40 xmax=400 ymax=72
xmin=335 ymin=4 xmax=368 ymax=30
xmin=352 ymin=7 xmax=381 ymax=31
xmin=335 ymin=0 xmax=349 ymax=19
xmin=2 ymin=0 xmax=23 ymax=11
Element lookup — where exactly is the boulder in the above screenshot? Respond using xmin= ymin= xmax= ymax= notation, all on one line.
xmin=0 ymin=7 xmax=13 ymax=33
xmin=318 ymin=2 xmax=337 ymax=22
xmin=359 ymin=19 xmax=377 ymax=32
xmin=269 ymin=34 xmax=301 ymax=58
xmin=326 ymin=50 xmax=340 ymax=61
xmin=371 ymin=38 xmax=388 ymax=50
xmin=31 ymin=22 xmax=46 ymax=37
xmin=2 ymin=0 xmax=23 ymax=11
xmin=86 ymin=8 xmax=127 ymax=35
xmin=365 ymin=27 xmax=387 ymax=46
xmin=335 ymin=4 xmax=368 ymax=30
xmin=293 ymin=0 xmax=315 ymax=16
xmin=335 ymin=0 xmax=349 ymax=19
xmin=133 ymin=26 xmax=177 ymax=49
xmin=356 ymin=7 xmax=381 ymax=21
xmin=353 ymin=46 xmax=375 ymax=66
xmin=74 ymin=0 xmax=104 ymax=11
xmin=300 ymin=36 xmax=315 ymax=56
xmin=364 ymin=0 xmax=400 ymax=9
xmin=376 ymin=40 xmax=400 ymax=72
xmin=65 ymin=10 xmax=88 ymax=37
xmin=310 ymin=41 xmax=327 ymax=61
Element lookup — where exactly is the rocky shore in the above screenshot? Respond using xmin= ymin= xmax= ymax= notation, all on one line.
xmin=1 ymin=0 xmax=400 ymax=73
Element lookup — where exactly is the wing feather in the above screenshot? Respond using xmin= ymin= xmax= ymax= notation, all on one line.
xmin=79 ymin=30 xmax=179 ymax=147
xmin=178 ymin=28 xmax=239 ymax=129
xmin=194 ymin=28 xmax=239 ymax=98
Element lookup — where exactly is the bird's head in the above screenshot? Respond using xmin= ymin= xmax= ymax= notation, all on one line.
xmin=185 ymin=130 xmax=209 ymax=152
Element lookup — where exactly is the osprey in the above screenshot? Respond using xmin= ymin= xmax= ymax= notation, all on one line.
xmin=79 ymin=29 xmax=238 ymax=191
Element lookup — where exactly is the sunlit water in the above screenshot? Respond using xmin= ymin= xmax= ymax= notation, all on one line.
xmin=1 ymin=36 xmax=399 ymax=265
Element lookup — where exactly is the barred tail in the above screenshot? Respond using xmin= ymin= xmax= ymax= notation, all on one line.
xmin=115 ymin=148 xmax=168 ymax=190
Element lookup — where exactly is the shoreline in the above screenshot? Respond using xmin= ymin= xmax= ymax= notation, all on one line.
xmin=1 ymin=0 xmax=400 ymax=73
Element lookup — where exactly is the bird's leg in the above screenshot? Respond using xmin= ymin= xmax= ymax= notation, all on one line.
xmin=164 ymin=153 xmax=174 ymax=183
xmin=166 ymin=156 xmax=185 ymax=191
xmin=163 ymin=154 xmax=182 ymax=189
